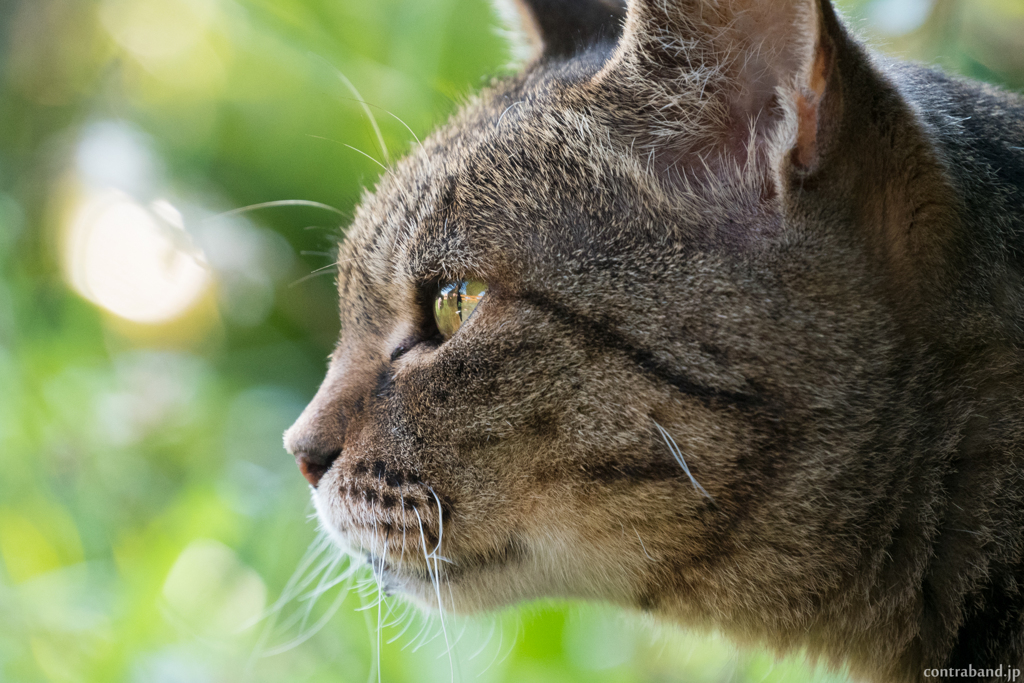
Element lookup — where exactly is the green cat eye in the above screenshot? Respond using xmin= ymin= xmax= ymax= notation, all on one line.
xmin=434 ymin=279 xmax=487 ymax=339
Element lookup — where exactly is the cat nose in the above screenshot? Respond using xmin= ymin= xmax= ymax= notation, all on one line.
xmin=284 ymin=432 xmax=342 ymax=488
xmin=296 ymin=448 xmax=341 ymax=488
xmin=284 ymin=411 xmax=345 ymax=488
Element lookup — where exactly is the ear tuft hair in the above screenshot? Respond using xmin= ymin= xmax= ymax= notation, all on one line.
xmin=592 ymin=0 xmax=843 ymax=191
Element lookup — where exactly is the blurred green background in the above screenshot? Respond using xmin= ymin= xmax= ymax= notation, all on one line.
xmin=0 ymin=0 xmax=1022 ymax=681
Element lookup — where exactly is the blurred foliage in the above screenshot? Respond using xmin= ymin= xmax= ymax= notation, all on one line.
xmin=0 ymin=0 xmax=1022 ymax=681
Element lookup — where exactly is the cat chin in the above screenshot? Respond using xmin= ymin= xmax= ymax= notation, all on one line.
xmin=370 ymin=567 xmax=512 ymax=614
xmin=369 ymin=560 xmax=581 ymax=616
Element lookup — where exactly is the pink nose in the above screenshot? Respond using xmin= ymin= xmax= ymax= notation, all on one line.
xmin=294 ymin=449 xmax=340 ymax=487
xmin=284 ymin=429 xmax=342 ymax=487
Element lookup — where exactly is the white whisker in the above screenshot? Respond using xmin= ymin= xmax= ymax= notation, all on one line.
xmin=333 ymin=94 xmax=422 ymax=147
xmin=386 ymin=604 xmax=417 ymax=644
xmin=469 ymin=620 xmax=496 ymax=661
xmin=359 ymin=591 xmax=379 ymax=683
xmin=208 ymin=199 xmax=346 ymax=221
xmin=260 ymin=533 xmax=332 ymax=618
xmin=655 ymin=421 xmax=713 ymax=499
xmin=260 ymin=579 xmax=350 ymax=656
xmin=375 ymin=528 xmax=387 ymax=683
xmin=631 ymin=523 xmax=658 ymax=562
xmin=382 ymin=600 xmax=410 ymax=631
xmin=341 ymin=143 xmax=391 ymax=173
xmin=289 ymin=263 xmax=339 ymax=288
xmin=404 ymin=612 xmax=433 ymax=651
xmin=428 ymin=487 xmax=444 ymax=557
xmin=443 ymin=609 xmax=469 ymax=657
xmin=245 ymin=533 xmax=332 ymax=672
xmin=329 ymin=63 xmax=390 ymax=163
xmin=416 ymin=507 xmax=455 ymax=683
xmin=298 ymin=560 xmax=360 ymax=599
xmin=479 ymin=619 xmax=504 ymax=676
xmin=297 ymin=552 xmax=345 ymax=632
xmin=411 ymin=621 xmax=443 ymax=653
xmin=497 ymin=619 xmax=520 ymax=666
xmin=497 ymin=100 xmax=524 ymax=127
xmin=399 ymin=491 xmax=408 ymax=566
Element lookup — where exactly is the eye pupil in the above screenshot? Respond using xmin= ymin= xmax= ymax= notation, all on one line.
xmin=434 ymin=279 xmax=486 ymax=339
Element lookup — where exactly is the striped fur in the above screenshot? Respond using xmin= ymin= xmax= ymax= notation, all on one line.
xmin=284 ymin=1 xmax=1024 ymax=680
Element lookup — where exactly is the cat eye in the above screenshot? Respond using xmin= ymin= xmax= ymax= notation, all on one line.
xmin=434 ymin=279 xmax=487 ymax=339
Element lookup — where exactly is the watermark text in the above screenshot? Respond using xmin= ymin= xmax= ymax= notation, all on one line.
xmin=924 ymin=665 xmax=1020 ymax=681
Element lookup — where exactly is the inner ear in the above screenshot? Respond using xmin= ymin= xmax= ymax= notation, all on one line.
xmin=792 ymin=36 xmax=832 ymax=170
xmin=595 ymin=0 xmax=839 ymax=183
xmin=494 ymin=0 xmax=627 ymax=61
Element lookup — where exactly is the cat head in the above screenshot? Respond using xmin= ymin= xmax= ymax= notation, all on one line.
xmin=284 ymin=0 xmax=949 ymax=650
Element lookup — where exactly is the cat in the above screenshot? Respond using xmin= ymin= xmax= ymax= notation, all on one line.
xmin=283 ymin=0 xmax=1024 ymax=680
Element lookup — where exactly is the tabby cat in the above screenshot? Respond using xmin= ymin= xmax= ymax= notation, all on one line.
xmin=283 ymin=0 xmax=1024 ymax=680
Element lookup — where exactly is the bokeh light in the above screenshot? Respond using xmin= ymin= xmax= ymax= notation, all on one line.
xmin=63 ymin=189 xmax=212 ymax=324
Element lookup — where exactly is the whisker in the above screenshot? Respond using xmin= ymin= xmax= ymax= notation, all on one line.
xmin=386 ymin=604 xmax=417 ymax=644
xmin=399 ymin=491 xmax=408 ymax=566
xmin=289 ymin=263 xmax=339 ymax=288
xmin=298 ymin=559 xmax=360 ymax=602
xmin=326 ymin=60 xmax=390 ymax=163
xmin=631 ymin=523 xmax=658 ymax=562
xmin=297 ymin=552 xmax=345 ymax=632
xmin=497 ymin=100 xmax=524 ymax=127
xmin=378 ymin=583 xmax=402 ymax=625
xmin=654 ymin=421 xmax=713 ymax=499
xmin=403 ymin=510 xmax=436 ymax=652
xmin=410 ymin=621 xmax=443 ymax=653
xmin=427 ymin=487 xmax=444 ymax=557
xmin=359 ymin=591 xmax=379 ymax=683
xmin=404 ymin=609 xmax=434 ymax=651
xmin=342 ymin=142 xmax=391 ymax=174
xmin=268 ymin=545 xmax=338 ymax=626
xmin=354 ymin=591 xmax=386 ymax=611
xmin=415 ymin=507 xmax=455 ymax=683
xmin=304 ymin=261 xmax=339 ymax=276
xmin=208 ymin=199 xmax=346 ymax=221
xmin=442 ymin=607 xmax=469 ymax=656
xmin=469 ymin=620 xmax=496 ymax=661
xmin=245 ymin=533 xmax=332 ymax=672
xmin=384 ymin=109 xmax=421 ymax=146
xmin=382 ymin=600 xmax=411 ymax=631
xmin=273 ymin=566 xmax=353 ymax=639
xmin=332 ymin=94 xmax=422 ymax=147
xmin=497 ymin=619 xmax=521 ymax=666
xmin=374 ymin=525 xmax=386 ymax=683
xmin=305 ymin=135 xmax=417 ymax=223
xmin=260 ymin=577 xmax=351 ymax=656
xmin=479 ymin=619 xmax=504 ymax=676
xmin=260 ymin=533 xmax=332 ymax=619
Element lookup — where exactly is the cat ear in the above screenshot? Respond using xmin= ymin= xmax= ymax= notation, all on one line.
xmin=598 ymin=0 xmax=842 ymax=178
xmin=493 ymin=0 xmax=627 ymax=61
